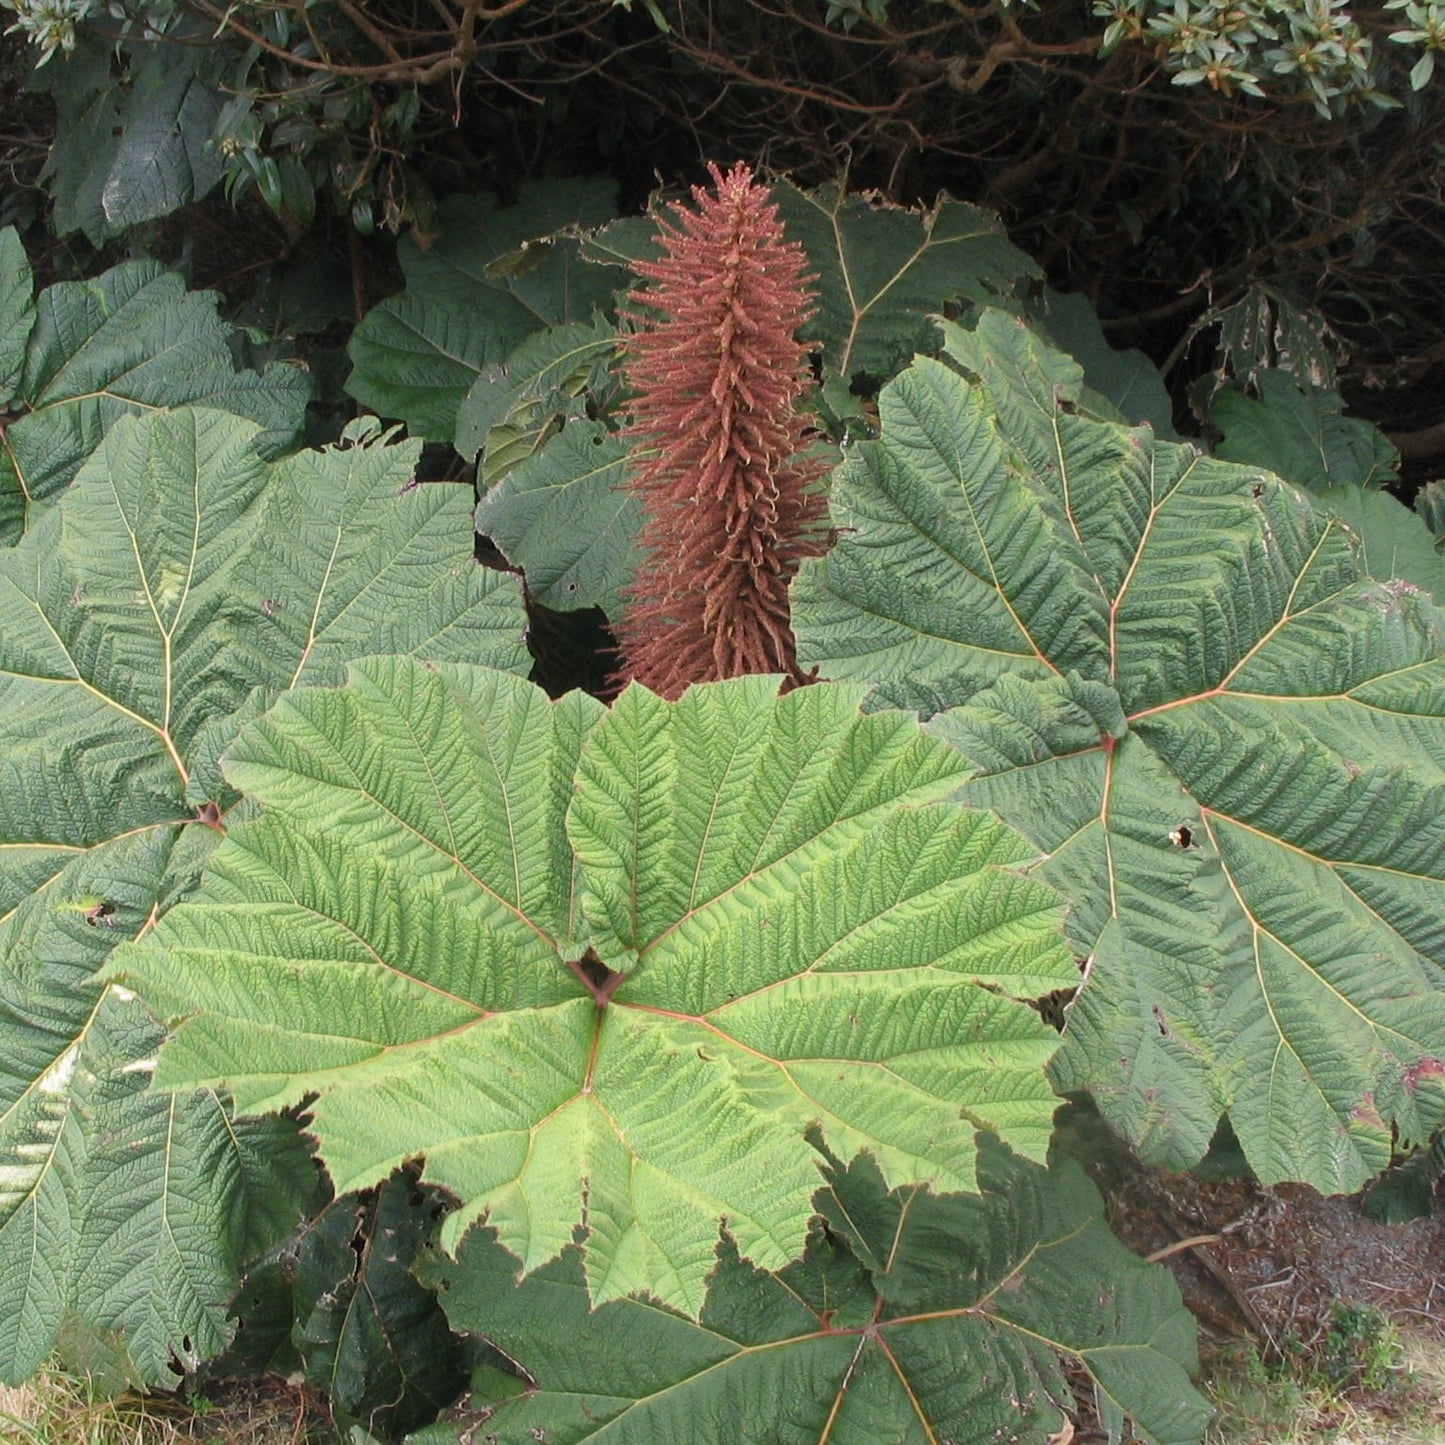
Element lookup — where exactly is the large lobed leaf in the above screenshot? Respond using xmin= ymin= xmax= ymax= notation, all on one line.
xmin=0 ymin=408 xmax=527 ymax=1384
xmin=112 ymin=663 xmax=1075 ymax=1317
xmin=793 ymin=310 xmax=1445 ymax=1192
xmin=409 ymin=1142 xmax=1207 ymax=1445
xmin=0 ymin=236 xmax=310 ymax=544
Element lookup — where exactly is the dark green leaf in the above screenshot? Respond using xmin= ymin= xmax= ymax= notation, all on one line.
xmin=413 ymin=1141 xmax=1206 ymax=1445
xmin=293 ymin=1178 xmax=468 ymax=1438
xmin=347 ymin=183 xmax=626 ymax=439
xmin=38 ymin=37 xmax=224 ymax=244
xmin=1212 ymin=372 xmax=1398 ymax=491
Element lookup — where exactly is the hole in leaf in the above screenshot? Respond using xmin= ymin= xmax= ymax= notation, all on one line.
xmin=84 ymin=900 xmax=116 ymax=927
xmin=1169 ymin=824 xmax=1194 ymax=848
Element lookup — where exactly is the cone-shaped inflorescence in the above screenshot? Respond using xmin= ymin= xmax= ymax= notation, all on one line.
xmin=616 ymin=161 xmax=827 ymax=699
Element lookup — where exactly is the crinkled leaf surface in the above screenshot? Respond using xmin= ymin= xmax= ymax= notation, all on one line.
xmin=0 ymin=255 xmax=310 ymax=544
xmin=347 ymin=183 xmax=626 ymax=440
xmin=1212 ymin=372 xmax=1398 ymax=491
xmin=409 ymin=1141 xmax=1206 ymax=1445
xmin=113 ymin=662 xmax=1074 ymax=1317
xmin=793 ymin=310 xmax=1445 ymax=1191
xmin=0 ymin=407 xmax=526 ymax=1383
xmin=0 ymin=822 xmax=313 ymax=1385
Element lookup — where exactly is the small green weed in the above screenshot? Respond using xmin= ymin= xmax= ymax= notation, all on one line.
xmin=1203 ymin=1319 xmax=1445 ymax=1445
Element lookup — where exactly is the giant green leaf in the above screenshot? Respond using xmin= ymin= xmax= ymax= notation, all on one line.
xmin=0 ymin=250 xmax=311 ymax=544
xmin=474 ymin=419 xmax=639 ymax=614
xmin=0 ymin=407 xmax=526 ymax=1384
xmin=793 ymin=310 xmax=1445 ymax=1192
xmin=1025 ymin=288 xmax=1178 ymax=438
xmin=112 ymin=663 xmax=1075 ymax=1317
xmin=0 ymin=229 xmax=33 ymax=408
xmin=410 ymin=1141 xmax=1207 ymax=1445
xmin=770 ymin=182 xmax=1038 ymax=383
xmin=346 ymin=183 xmax=627 ymax=440
xmin=461 ymin=317 xmax=640 ymax=614
xmin=1314 ymin=485 xmax=1445 ymax=604
xmin=0 ymin=822 xmax=315 ymax=1385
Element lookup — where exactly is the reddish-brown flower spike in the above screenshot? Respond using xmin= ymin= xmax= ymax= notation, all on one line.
xmin=615 ymin=160 xmax=827 ymax=700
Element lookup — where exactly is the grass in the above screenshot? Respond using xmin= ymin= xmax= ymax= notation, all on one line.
xmin=1202 ymin=1316 xmax=1445 ymax=1445
xmin=5 ymin=1322 xmax=1444 ymax=1445
xmin=0 ymin=1370 xmax=323 ymax=1445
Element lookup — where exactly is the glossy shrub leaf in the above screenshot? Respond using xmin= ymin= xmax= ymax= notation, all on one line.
xmin=1212 ymin=372 xmax=1398 ymax=491
xmin=0 ymin=248 xmax=310 ymax=544
xmin=347 ymin=183 xmax=626 ymax=440
xmin=37 ymin=37 xmax=225 ymax=244
xmin=290 ymin=1176 xmax=469 ymax=1438
xmin=113 ymin=663 xmax=1075 ymax=1318
xmin=411 ymin=1140 xmax=1207 ymax=1445
xmin=793 ymin=310 xmax=1445 ymax=1192
xmin=0 ymin=408 xmax=527 ymax=1384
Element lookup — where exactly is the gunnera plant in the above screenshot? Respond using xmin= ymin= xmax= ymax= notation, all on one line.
xmin=616 ymin=160 xmax=827 ymax=698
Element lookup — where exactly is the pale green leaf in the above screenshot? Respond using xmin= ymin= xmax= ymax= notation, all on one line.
xmin=410 ymin=1141 xmax=1207 ymax=1445
xmin=454 ymin=315 xmax=617 ymax=474
xmin=0 ymin=259 xmax=310 ymax=544
xmin=0 ymin=823 xmax=272 ymax=1386
xmin=113 ymin=663 xmax=1074 ymax=1317
xmin=794 ymin=312 xmax=1445 ymax=1191
xmin=0 ymin=408 xmax=526 ymax=1384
